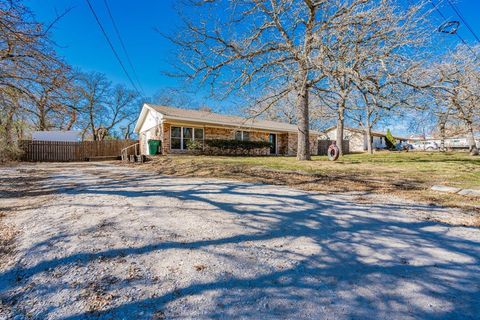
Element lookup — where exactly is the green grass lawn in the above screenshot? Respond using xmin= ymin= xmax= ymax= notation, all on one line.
xmin=178 ymin=151 xmax=480 ymax=189
xmin=144 ymin=151 xmax=480 ymax=211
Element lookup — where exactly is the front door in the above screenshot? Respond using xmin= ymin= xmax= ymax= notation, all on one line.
xmin=269 ymin=133 xmax=277 ymax=155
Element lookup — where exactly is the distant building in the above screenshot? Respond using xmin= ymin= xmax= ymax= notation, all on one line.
xmin=32 ymin=131 xmax=82 ymax=142
xmin=408 ymin=135 xmax=480 ymax=149
xmin=322 ymin=126 xmax=408 ymax=152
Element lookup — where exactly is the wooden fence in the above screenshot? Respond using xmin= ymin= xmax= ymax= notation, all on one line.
xmin=318 ymin=140 xmax=350 ymax=155
xmin=19 ymin=140 xmax=137 ymax=162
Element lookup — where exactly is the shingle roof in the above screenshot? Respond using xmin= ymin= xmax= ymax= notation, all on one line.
xmin=146 ymin=104 xmax=320 ymax=134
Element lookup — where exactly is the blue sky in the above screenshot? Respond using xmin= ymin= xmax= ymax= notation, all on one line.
xmin=27 ymin=0 xmax=480 ymax=134
xmin=28 ymin=0 xmax=182 ymax=97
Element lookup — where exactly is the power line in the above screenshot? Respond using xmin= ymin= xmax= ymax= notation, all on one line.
xmin=429 ymin=0 xmax=478 ymax=59
xmin=103 ymin=0 xmax=146 ymax=96
xmin=84 ymin=0 xmax=141 ymax=95
xmin=445 ymin=0 xmax=480 ymax=43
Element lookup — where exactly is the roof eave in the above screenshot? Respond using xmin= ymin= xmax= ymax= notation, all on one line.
xmin=162 ymin=115 xmax=312 ymax=134
xmin=133 ymin=103 xmax=153 ymax=133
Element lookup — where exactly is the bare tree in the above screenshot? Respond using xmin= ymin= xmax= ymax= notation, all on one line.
xmin=413 ymin=45 xmax=479 ymax=155
xmin=0 ymin=0 xmax=71 ymax=159
xmin=314 ymin=0 xmax=429 ymax=155
xmin=74 ymin=72 xmax=139 ymax=140
xmin=168 ymin=0 xmax=392 ymax=160
xmin=247 ymin=90 xmax=333 ymax=131
xmin=151 ymin=87 xmax=194 ymax=108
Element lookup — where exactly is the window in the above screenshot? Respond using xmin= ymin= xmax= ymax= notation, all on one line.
xmin=194 ymin=128 xmax=204 ymax=140
xmin=171 ymin=127 xmax=181 ymax=150
xmin=183 ymin=127 xmax=193 ymax=149
xmin=171 ymin=126 xmax=204 ymax=150
xmin=235 ymin=130 xmax=250 ymax=141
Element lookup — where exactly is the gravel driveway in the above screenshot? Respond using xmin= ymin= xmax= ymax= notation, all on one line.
xmin=0 ymin=162 xmax=479 ymax=319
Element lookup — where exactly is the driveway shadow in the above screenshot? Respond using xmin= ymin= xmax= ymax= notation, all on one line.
xmin=1 ymin=163 xmax=479 ymax=319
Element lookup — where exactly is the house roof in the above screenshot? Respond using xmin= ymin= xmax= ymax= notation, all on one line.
xmin=135 ymin=104 xmax=321 ymax=134
xmin=323 ymin=126 xmax=408 ymax=141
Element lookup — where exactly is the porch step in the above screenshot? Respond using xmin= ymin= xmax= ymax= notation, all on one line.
xmin=128 ymin=155 xmax=146 ymax=163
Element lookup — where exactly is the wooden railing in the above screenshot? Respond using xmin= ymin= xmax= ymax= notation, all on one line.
xmin=121 ymin=142 xmax=140 ymax=161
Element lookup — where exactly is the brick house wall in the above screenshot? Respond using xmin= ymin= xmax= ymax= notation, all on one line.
xmin=278 ymin=133 xmax=288 ymax=155
xmin=204 ymin=127 xmax=269 ymax=142
xmin=286 ymin=133 xmax=319 ymax=156
xmin=140 ymin=121 xmax=319 ymax=156
xmin=162 ymin=123 xmax=171 ymax=154
xmin=204 ymin=127 xmax=232 ymax=140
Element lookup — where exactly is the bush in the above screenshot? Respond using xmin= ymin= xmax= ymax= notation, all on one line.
xmin=0 ymin=139 xmax=23 ymax=163
xmin=385 ymin=129 xmax=396 ymax=150
xmin=186 ymin=139 xmax=203 ymax=151
xmin=205 ymin=139 xmax=271 ymax=150
xmin=204 ymin=139 xmax=272 ymax=156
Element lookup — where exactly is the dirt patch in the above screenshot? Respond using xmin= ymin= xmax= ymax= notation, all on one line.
xmin=1 ymin=162 xmax=479 ymax=319
xmin=134 ymin=157 xmax=423 ymax=193
xmin=130 ymin=157 xmax=480 ymax=226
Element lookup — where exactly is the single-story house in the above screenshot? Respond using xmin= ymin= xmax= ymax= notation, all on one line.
xmin=322 ymin=126 xmax=408 ymax=152
xmin=134 ymin=104 xmax=320 ymax=156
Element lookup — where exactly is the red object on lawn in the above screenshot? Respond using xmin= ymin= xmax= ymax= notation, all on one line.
xmin=328 ymin=141 xmax=340 ymax=161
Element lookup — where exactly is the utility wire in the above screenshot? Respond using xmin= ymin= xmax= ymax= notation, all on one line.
xmin=84 ymin=0 xmax=141 ymax=95
xmin=429 ymin=0 xmax=478 ymax=59
xmin=103 ymin=0 xmax=146 ymax=96
xmin=445 ymin=0 xmax=480 ymax=43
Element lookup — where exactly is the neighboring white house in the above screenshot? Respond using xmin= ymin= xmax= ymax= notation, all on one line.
xmin=322 ymin=126 xmax=408 ymax=152
xmin=32 ymin=131 xmax=82 ymax=142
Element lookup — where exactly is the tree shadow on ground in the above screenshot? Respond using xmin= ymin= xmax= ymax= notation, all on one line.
xmin=1 ymin=164 xmax=479 ymax=319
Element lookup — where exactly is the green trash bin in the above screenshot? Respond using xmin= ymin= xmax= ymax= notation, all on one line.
xmin=148 ymin=139 xmax=161 ymax=155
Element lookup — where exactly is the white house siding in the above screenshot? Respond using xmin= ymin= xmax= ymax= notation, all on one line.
xmin=323 ymin=128 xmax=395 ymax=152
xmin=323 ymin=129 xmax=365 ymax=152
xmin=139 ymin=110 xmax=162 ymax=155
xmin=371 ymin=136 xmax=387 ymax=149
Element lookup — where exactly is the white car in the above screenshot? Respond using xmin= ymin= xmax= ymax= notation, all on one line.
xmin=411 ymin=141 xmax=439 ymax=151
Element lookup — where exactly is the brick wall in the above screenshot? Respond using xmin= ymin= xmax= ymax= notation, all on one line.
xmin=278 ymin=133 xmax=288 ymax=155
xmin=204 ymin=127 xmax=232 ymax=140
xmin=204 ymin=127 xmax=269 ymax=142
xmin=156 ymin=123 xmax=318 ymax=156
xmin=287 ymin=133 xmax=319 ymax=156
xmin=162 ymin=123 xmax=171 ymax=154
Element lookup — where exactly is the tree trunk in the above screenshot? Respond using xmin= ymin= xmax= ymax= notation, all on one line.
xmin=336 ymin=105 xmax=345 ymax=156
xmin=466 ymin=121 xmax=478 ymax=156
xmin=64 ymin=109 xmax=77 ymax=130
xmin=37 ymin=97 xmax=47 ymax=130
xmin=439 ymin=121 xmax=446 ymax=152
xmin=4 ymin=110 xmax=14 ymax=145
xmin=39 ymin=109 xmax=47 ymax=131
xmin=365 ymin=102 xmax=373 ymax=154
xmin=296 ymin=81 xmax=310 ymax=160
xmin=365 ymin=128 xmax=373 ymax=154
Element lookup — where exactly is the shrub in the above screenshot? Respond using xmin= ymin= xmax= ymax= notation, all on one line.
xmin=186 ymin=139 xmax=203 ymax=151
xmin=0 ymin=139 xmax=23 ymax=163
xmin=385 ymin=129 xmax=396 ymax=149
xmin=204 ymin=139 xmax=272 ymax=156
xmin=205 ymin=139 xmax=271 ymax=150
